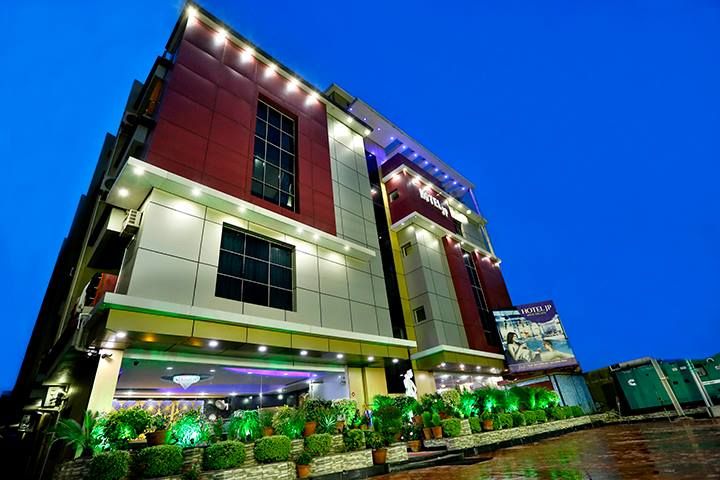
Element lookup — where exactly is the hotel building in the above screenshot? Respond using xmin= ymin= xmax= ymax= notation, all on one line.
xmin=10 ymin=3 xmax=517 ymax=471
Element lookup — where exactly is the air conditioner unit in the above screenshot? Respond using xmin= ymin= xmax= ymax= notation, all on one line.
xmin=121 ymin=209 xmax=141 ymax=236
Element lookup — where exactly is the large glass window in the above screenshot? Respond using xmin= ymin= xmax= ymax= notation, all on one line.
xmin=252 ymin=99 xmax=296 ymax=210
xmin=216 ymin=225 xmax=294 ymax=310
xmin=463 ymin=251 xmax=500 ymax=346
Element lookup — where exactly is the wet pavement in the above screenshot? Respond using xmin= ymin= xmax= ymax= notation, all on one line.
xmin=378 ymin=420 xmax=720 ymax=480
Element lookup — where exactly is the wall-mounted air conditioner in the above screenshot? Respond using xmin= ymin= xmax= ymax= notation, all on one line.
xmin=121 ymin=209 xmax=141 ymax=236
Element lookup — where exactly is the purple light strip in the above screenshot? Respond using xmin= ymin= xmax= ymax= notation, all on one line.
xmin=223 ymin=367 xmax=313 ymax=378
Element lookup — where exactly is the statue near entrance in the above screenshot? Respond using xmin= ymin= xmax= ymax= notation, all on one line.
xmin=403 ymin=369 xmax=418 ymax=399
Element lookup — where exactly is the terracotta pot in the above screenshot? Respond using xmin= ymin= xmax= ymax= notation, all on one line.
xmin=422 ymin=428 xmax=433 ymax=440
xmin=439 ymin=413 xmax=449 ymax=420
xmin=262 ymin=426 xmax=274 ymax=437
xmin=297 ymin=464 xmax=311 ymax=479
xmin=431 ymin=426 xmax=443 ymax=439
xmin=407 ymin=440 xmax=421 ymax=453
xmin=372 ymin=448 xmax=388 ymax=465
xmin=303 ymin=421 xmax=317 ymax=437
xmin=393 ymin=432 xmax=402 ymax=442
xmin=412 ymin=415 xmax=423 ymax=426
xmin=482 ymin=419 xmax=494 ymax=431
xmin=336 ymin=420 xmax=345 ymax=433
xmin=146 ymin=429 xmax=167 ymax=446
xmin=360 ymin=425 xmax=368 ymax=431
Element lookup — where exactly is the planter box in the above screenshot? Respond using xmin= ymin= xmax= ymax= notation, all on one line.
xmin=200 ymin=461 xmax=295 ymax=480
xmin=309 ymin=449 xmax=373 ymax=477
xmin=460 ymin=419 xmax=472 ymax=436
xmin=386 ymin=443 xmax=408 ymax=463
xmin=183 ymin=447 xmax=205 ymax=472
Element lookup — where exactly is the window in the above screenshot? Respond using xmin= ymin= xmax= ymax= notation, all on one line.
xmin=216 ymin=224 xmax=294 ymax=310
xmin=413 ymin=306 xmax=427 ymax=323
xmin=388 ymin=190 xmax=399 ymax=202
xmin=252 ymin=99 xmax=296 ymax=210
xmin=401 ymin=242 xmax=414 ymax=257
xmin=462 ymin=251 xmax=500 ymax=346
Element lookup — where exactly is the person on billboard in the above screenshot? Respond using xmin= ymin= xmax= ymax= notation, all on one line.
xmin=538 ymin=340 xmax=573 ymax=361
xmin=506 ymin=332 xmax=539 ymax=363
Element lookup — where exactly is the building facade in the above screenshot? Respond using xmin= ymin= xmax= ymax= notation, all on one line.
xmin=9 ymin=3 xmax=518 ymax=476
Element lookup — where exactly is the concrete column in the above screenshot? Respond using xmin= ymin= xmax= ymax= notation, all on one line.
xmin=362 ymin=367 xmax=388 ymax=406
xmin=347 ymin=367 xmax=366 ymax=408
xmin=87 ymin=349 xmax=124 ymax=413
xmin=415 ymin=370 xmax=436 ymax=397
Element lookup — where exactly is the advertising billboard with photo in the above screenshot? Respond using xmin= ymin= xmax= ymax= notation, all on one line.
xmin=493 ymin=300 xmax=579 ymax=373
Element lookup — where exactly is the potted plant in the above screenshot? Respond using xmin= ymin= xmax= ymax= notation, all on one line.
xmin=259 ymin=409 xmax=274 ymax=437
xmin=404 ymin=424 xmax=422 ymax=453
xmin=333 ymin=399 xmax=357 ymax=432
xmin=481 ymin=411 xmax=494 ymax=431
xmin=146 ymin=413 xmax=169 ymax=446
xmin=296 ymin=450 xmax=313 ymax=479
xmin=302 ymin=399 xmax=329 ymax=437
xmin=366 ymin=431 xmax=388 ymax=465
xmin=420 ymin=412 xmax=433 ymax=440
xmin=373 ymin=405 xmax=403 ymax=442
xmin=431 ymin=412 xmax=443 ymax=439
xmin=52 ymin=410 xmax=100 ymax=461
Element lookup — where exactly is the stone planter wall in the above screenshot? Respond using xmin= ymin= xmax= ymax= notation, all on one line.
xmin=200 ymin=461 xmax=295 ymax=480
xmin=309 ymin=449 xmax=373 ymax=477
xmin=460 ymin=419 xmax=471 ymax=436
xmin=183 ymin=447 xmax=205 ymax=472
xmin=330 ymin=434 xmax=344 ymax=453
xmin=53 ymin=458 xmax=91 ymax=480
xmin=386 ymin=443 xmax=408 ymax=463
xmin=290 ymin=439 xmax=304 ymax=460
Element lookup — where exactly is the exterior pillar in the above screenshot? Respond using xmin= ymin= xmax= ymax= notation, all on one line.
xmin=347 ymin=367 xmax=366 ymax=409
xmin=87 ymin=349 xmax=124 ymax=413
xmin=347 ymin=367 xmax=388 ymax=409
xmin=414 ymin=370 xmax=436 ymax=397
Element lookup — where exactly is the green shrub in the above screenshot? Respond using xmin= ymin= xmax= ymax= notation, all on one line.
xmin=549 ymin=406 xmax=567 ymax=421
xmin=254 ymin=435 xmax=292 ymax=463
xmin=440 ymin=390 xmax=461 ymax=416
xmin=441 ymin=418 xmax=462 ymax=438
xmin=204 ymin=440 xmax=246 ymax=470
xmin=510 ymin=411 xmax=526 ymax=427
xmin=316 ymin=408 xmax=338 ymax=434
xmin=371 ymin=394 xmax=395 ymax=411
xmin=182 ymin=464 xmax=200 ymax=480
xmin=135 ymin=444 xmax=183 ymax=478
xmin=228 ymin=410 xmax=262 ymax=442
xmin=259 ymin=409 xmax=274 ymax=428
xmin=343 ymin=429 xmax=365 ymax=451
xmin=421 ymin=411 xmax=432 ymax=428
xmin=495 ymin=413 xmax=513 ymax=430
xmin=168 ymin=410 xmax=209 ymax=447
xmin=304 ymin=433 xmax=332 ymax=457
xmin=102 ymin=407 xmax=152 ymax=450
xmin=522 ymin=410 xmax=536 ymax=425
xmin=272 ymin=407 xmax=305 ymax=440
xmin=333 ymin=399 xmax=359 ymax=427
xmin=570 ymin=405 xmax=584 ymax=417
xmin=302 ymin=399 xmax=331 ymax=423
xmin=88 ymin=450 xmax=130 ymax=480
xmin=534 ymin=410 xmax=548 ymax=423
xmin=373 ymin=405 xmax=403 ymax=438
xmin=365 ymin=431 xmax=386 ymax=450
xmin=458 ymin=390 xmax=478 ymax=418
xmin=419 ymin=392 xmax=445 ymax=415
xmin=468 ymin=417 xmax=481 ymax=434
xmin=431 ymin=412 xmax=442 ymax=428
xmin=296 ymin=450 xmax=313 ymax=466
xmin=393 ymin=396 xmax=420 ymax=421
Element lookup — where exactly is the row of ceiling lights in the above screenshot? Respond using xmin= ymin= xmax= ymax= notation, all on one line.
xmin=186 ymin=7 xmax=369 ymax=137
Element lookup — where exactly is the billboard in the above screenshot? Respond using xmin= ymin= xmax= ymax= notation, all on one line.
xmin=493 ymin=300 xmax=578 ymax=373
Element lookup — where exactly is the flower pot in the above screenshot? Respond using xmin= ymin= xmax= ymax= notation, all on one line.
xmin=372 ymin=448 xmax=388 ymax=465
xmin=297 ymin=464 xmax=311 ymax=479
xmin=407 ymin=440 xmax=421 ymax=453
xmin=431 ymin=426 xmax=443 ymax=439
xmin=412 ymin=415 xmax=423 ymax=426
xmin=303 ymin=421 xmax=317 ymax=437
xmin=262 ymin=426 xmax=275 ymax=437
xmin=336 ymin=420 xmax=345 ymax=433
xmin=439 ymin=413 xmax=449 ymax=420
xmin=146 ymin=429 xmax=167 ymax=446
xmin=422 ymin=428 xmax=433 ymax=440
xmin=482 ymin=419 xmax=494 ymax=431
xmin=393 ymin=432 xmax=403 ymax=442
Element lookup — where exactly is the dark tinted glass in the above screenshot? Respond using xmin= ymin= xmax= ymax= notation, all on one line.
xmin=215 ymin=275 xmax=242 ymax=300
xmin=269 ymin=288 xmax=292 ymax=310
xmin=270 ymin=245 xmax=291 ymax=266
xmin=244 ymin=258 xmax=269 ymax=283
xmin=218 ymin=251 xmax=243 ymax=276
xmin=220 ymin=229 xmax=245 ymax=253
xmin=243 ymin=281 xmax=268 ymax=305
xmin=270 ymin=265 xmax=292 ymax=289
xmin=245 ymin=236 xmax=269 ymax=260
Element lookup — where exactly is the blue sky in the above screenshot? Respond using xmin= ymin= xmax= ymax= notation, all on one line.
xmin=1 ymin=0 xmax=718 ymax=392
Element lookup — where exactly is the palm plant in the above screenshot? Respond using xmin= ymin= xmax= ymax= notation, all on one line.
xmin=53 ymin=410 xmax=99 ymax=459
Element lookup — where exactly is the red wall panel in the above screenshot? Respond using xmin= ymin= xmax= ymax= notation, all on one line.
xmin=442 ymin=236 xmax=494 ymax=351
xmin=145 ymin=19 xmax=335 ymax=234
xmin=382 ymin=155 xmax=458 ymax=232
xmin=471 ymin=251 xmax=513 ymax=310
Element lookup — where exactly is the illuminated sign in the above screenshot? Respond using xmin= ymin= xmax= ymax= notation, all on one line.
xmin=419 ymin=188 xmax=449 ymax=217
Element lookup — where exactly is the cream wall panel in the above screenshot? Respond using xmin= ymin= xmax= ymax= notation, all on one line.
xmin=128 ymin=249 xmax=197 ymax=305
xmin=199 ymin=220 xmax=222 ymax=267
xmin=139 ymin=202 xmax=204 ymax=262
xmin=286 ymin=288 xmax=321 ymax=326
xmin=295 ymin=250 xmax=319 ymax=290
xmin=350 ymin=301 xmax=378 ymax=335
xmin=348 ymin=268 xmax=374 ymax=305
xmin=320 ymin=295 xmax=351 ymax=330
xmin=319 ymin=258 xmax=349 ymax=299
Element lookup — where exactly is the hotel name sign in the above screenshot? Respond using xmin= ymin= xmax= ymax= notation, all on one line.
xmin=419 ymin=188 xmax=449 ymax=218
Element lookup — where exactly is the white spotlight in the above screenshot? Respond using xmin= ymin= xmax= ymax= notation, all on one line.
xmin=241 ymin=47 xmax=254 ymax=62
xmin=118 ymin=188 xmax=129 ymax=198
xmin=208 ymin=340 xmax=219 ymax=348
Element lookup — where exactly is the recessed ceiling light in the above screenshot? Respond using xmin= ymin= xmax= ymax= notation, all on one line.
xmin=300 ymin=350 xmax=308 ymax=356
xmin=118 ymin=188 xmax=129 ymax=198
xmin=258 ymin=345 xmax=268 ymax=352
xmin=459 ymin=363 xmax=465 ymax=370
xmin=209 ymin=369 xmax=216 ymax=373
xmin=392 ymin=358 xmax=399 ymax=364
xmin=192 ymin=188 xmax=201 ymax=197
xmin=336 ymin=353 xmax=344 ymax=359
xmin=208 ymin=340 xmax=219 ymax=348
xmin=116 ymin=331 xmax=127 ymax=339
xmin=166 ymin=366 xmax=173 ymax=370
xmin=367 ymin=356 xmax=375 ymax=362
xmin=133 ymin=166 xmax=144 ymax=175
xmin=440 ymin=362 xmax=446 ymax=367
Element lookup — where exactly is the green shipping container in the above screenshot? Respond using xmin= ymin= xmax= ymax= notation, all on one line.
xmin=615 ymin=364 xmax=673 ymax=411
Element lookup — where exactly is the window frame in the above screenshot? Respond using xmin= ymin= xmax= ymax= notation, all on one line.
xmin=215 ymin=223 xmax=295 ymax=311
xmin=413 ymin=305 xmax=427 ymax=324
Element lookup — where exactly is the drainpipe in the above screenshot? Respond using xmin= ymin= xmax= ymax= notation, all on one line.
xmin=685 ymin=360 xmax=715 ymax=417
